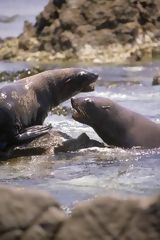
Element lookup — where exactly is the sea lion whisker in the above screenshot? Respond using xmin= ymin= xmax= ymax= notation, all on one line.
xmin=79 ymin=107 xmax=90 ymax=119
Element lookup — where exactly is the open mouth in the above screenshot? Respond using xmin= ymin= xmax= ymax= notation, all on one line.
xmin=81 ymin=73 xmax=98 ymax=92
xmin=71 ymin=98 xmax=87 ymax=122
xmin=82 ymin=82 xmax=96 ymax=92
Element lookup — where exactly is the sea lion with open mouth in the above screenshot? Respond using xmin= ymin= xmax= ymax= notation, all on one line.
xmin=0 ymin=68 xmax=98 ymax=152
xmin=71 ymin=96 xmax=160 ymax=148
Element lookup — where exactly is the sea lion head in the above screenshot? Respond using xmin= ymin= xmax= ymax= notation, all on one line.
xmin=52 ymin=68 xmax=98 ymax=104
xmin=71 ymin=96 xmax=127 ymax=146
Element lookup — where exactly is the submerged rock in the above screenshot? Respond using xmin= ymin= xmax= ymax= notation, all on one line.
xmin=0 ymin=130 xmax=104 ymax=160
xmin=0 ymin=14 xmax=18 ymax=23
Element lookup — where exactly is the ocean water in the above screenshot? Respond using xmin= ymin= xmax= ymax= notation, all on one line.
xmin=0 ymin=0 xmax=48 ymax=38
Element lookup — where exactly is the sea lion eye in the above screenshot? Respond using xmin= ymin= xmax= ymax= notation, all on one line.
xmin=102 ymin=105 xmax=111 ymax=110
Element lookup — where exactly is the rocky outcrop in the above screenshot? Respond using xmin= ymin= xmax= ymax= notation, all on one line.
xmin=0 ymin=0 xmax=160 ymax=63
xmin=0 ymin=66 xmax=45 ymax=83
xmin=0 ymin=130 xmax=104 ymax=160
xmin=152 ymin=74 xmax=160 ymax=85
xmin=0 ymin=185 xmax=159 ymax=240
xmin=30 ymin=0 xmax=160 ymax=52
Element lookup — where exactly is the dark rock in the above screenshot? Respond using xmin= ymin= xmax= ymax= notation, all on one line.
xmin=115 ymin=22 xmax=139 ymax=43
xmin=54 ymin=133 xmax=105 ymax=153
xmin=152 ymin=74 xmax=160 ymax=85
xmin=53 ymin=0 xmax=66 ymax=9
xmin=0 ymin=14 xmax=18 ymax=23
xmin=0 ymin=66 xmax=45 ymax=83
xmin=0 ymin=130 xmax=104 ymax=160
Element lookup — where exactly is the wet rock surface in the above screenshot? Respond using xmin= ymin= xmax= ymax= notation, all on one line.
xmin=0 ymin=66 xmax=45 ymax=82
xmin=0 ymin=185 xmax=159 ymax=240
xmin=0 ymin=130 xmax=104 ymax=161
xmin=0 ymin=0 xmax=160 ymax=63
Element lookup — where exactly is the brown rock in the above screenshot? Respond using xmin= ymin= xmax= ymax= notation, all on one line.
xmin=31 ymin=0 xmax=160 ymax=52
xmin=1 ymin=130 xmax=104 ymax=160
xmin=1 ymin=0 xmax=160 ymax=63
xmin=18 ymin=21 xmax=39 ymax=51
xmin=56 ymin=196 xmax=160 ymax=240
xmin=0 ymin=185 xmax=66 ymax=240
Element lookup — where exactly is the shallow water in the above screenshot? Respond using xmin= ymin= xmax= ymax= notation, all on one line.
xmin=0 ymin=60 xmax=160 ymax=211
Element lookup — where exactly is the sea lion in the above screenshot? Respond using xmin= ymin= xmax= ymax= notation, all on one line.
xmin=0 ymin=68 xmax=98 ymax=151
xmin=71 ymin=96 xmax=160 ymax=148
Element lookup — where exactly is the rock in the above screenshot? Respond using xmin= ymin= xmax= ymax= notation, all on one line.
xmin=0 ymin=14 xmax=18 ymax=23
xmin=0 ymin=38 xmax=18 ymax=60
xmin=54 ymin=133 xmax=105 ymax=153
xmin=33 ymin=0 xmax=160 ymax=52
xmin=1 ymin=0 xmax=160 ymax=63
xmin=0 ymin=185 xmax=66 ymax=240
xmin=56 ymin=195 xmax=160 ymax=240
xmin=152 ymin=74 xmax=160 ymax=85
xmin=0 ymin=130 xmax=104 ymax=160
xmin=18 ymin=21 xmax=38 ymax=51
xmin=0 ymin=185 xmax=159 ymax=240
xmin=0 ymin=66 xmax=45 ymax=83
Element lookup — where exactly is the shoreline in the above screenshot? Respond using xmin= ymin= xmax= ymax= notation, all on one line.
xmin=0 ymin=33 xmax=160 ymax=65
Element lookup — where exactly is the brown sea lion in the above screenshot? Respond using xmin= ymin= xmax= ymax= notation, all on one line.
xmin=0 ymin=68 xmax=98 ymax=151
xmin=71 ymin=96 xmax=160 ymax=148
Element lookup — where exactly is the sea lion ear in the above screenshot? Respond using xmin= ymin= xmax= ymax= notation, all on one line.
xmin=101 ymin=105 xmax=111 ymax=110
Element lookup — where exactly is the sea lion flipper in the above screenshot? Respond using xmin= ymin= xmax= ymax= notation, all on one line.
xmin=16 ymin=125 xmax=52 ymax=143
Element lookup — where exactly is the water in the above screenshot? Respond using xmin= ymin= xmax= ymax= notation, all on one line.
xmin=0 ymin=60 xmax=160 ymax=211
xmin=0 ymin=0 xmax=48 ymax=38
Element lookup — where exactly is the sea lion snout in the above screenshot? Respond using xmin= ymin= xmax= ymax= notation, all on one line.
xmin=89 ymin=72 xmax=99 ymax=80
xmin=78 ymin=70 xmax=98 ymax=80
